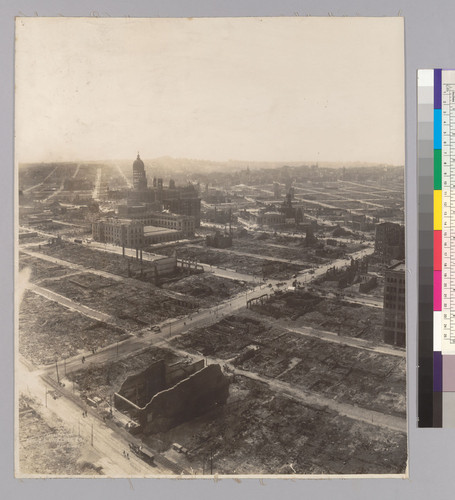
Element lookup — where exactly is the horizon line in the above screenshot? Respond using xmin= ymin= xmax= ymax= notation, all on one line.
xmin=17 ymin=156 xmax=404 ymax=169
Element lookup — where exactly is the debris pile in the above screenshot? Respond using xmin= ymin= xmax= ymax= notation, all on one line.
xmin=19 ymin=291 xmax=128 ymax=365
xmin=163 ymin=274 xmax=250 ymax=306
xmin=19 ymin=394 xmax=102 ymax=475
xmin=143 ymin=376 xmax=407 ymax=475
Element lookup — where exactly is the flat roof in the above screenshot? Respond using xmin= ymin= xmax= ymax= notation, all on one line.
xmin=388 ymin=261 xmax=405 ymax=272
xmin=144 ymin=226 xmax=180 ymax=236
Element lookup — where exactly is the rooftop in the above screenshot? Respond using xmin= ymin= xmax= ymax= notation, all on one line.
xmin=144 ymin=226 xmax=180 ymax=236
xmin=387 ymin=261 xmax=406 ymax=272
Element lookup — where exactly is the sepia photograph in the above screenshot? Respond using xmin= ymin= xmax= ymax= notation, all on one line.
xmin=15 ymin=16 xmax=406 ymax=477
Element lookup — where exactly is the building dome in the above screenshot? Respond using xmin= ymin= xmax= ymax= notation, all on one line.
xmin=132 ymin=153 xmax=147 ymax=190
xmin=133 ymin=153 xmax=144 ymax=170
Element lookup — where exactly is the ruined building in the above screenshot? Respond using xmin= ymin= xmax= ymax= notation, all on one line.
xmin=374 ymin=222 xmax=405 ymax=262
xmin=206 ymin=230 xmax=233 ymax=249
xmin=383 ymin=261 xmax=406 ymax=347
xmin=114 ymin=359 xmax=229 ymax=434
xmin=281 ymin=193 xmax=304 ymax=224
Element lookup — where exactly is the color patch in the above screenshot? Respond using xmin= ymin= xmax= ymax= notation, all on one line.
xmin=443 ymin=392 xmax=455 ymax=427
xmin=434 ymin=230 xmax=442 ymax=270
xmin=434 ymin=109 xmax=442 ymax=149
xmin=434 ymin=271 xmax=442 ymax=311
xmin=434 ymin=149 xmax=442 ymax=189
xmin=434 ymin=351 xmax=443 ymax=391
xmin=434 ymin=190 xmax=442 ymax=230
xmin=434 ymin=68 xmax=442 ymax=108
xmin=442 ymin=355 xmax=455 ymax=391
xmin=434 ymin=311 xmax=442 ymax=351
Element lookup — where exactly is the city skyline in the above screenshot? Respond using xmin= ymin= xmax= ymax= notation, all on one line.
xmin=16 ymin=150 xmax=407 ymax=477
xmin=18 ymin=155 xmax=405 ymax=169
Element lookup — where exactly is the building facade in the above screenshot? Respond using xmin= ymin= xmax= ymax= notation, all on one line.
xmin=92 ymin=218 xmax=144 ymax=248
xmin=383 ymin=261 xmax=406 ymax=347
xmin=92 ymin=218 xmax=186 ymax=247
xmin=375 ymin=222 xmax=405 ymax=262
xmin=132 ymin=154 xmax=148 ymax=191
xmin=117 ymin=205 xmax=195 ymax=236
xmin=257 ymin=211 xmax=286 ymax=226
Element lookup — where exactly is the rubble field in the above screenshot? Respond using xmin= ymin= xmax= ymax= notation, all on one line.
xmin=20 ymin=219 xmax=91 ymax=239
xmin=173 ymin=314 xmax=276 ymax=359
xmin=66 ymin=345 xmax=406 ymax=475
xmin=18 ymin=394 xmax=102 ymax=476
xmin=19 ymin=291 xmax=129 ymax=365
xmin=18 ymin=163 xmax=78 ymax=189
xmin=37 ymin=241 xmax=169 ymax=281
xmin=38 ymin=221 xmax=91 ymax=239
xmin=328 ymin=200 xmax=365 ymax=210
xmin=18 ymin=231 xmax=48 ymax=244
xmin=162 ymin=274 xmax=252 ymax=307
xmin=172 ymin=313 xmax=405 ymax=417
xmin=26 ymin=221 xmax=72 ymax=233
xmin=143 ymin=375 xmax=407 ymax=475
xmin=159 ymin=244 xmax=304 ymax=279
xmin=19 ymin=253 xmax=72 ymax=282
xmin=232 ymin=233 xmax=366 ymax=261
xmin=39 ymin=272 xmax=197 ymax=329
xmin=294 ymin=300 xmax=384 ymax=342
xmin=231 ymin=235 xmax=323 ymax=262
xmin=251 ymin=289 xmax=385 ymax=343
xmin=342 ymin=278 xmax=386 ymax=301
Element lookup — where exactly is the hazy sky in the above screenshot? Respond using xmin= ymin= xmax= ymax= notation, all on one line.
xmin=15 ymin=17 xmax=404 ymax=165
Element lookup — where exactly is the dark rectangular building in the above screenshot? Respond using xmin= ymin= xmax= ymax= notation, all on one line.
xmin=383 ymin=261 xmax=406 ymax=347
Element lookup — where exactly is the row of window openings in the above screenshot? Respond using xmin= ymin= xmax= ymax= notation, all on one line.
xmin=385 ymin=320 xmax=405 ymax=330
xmin=386 ymin=277 xmax=405 ymax=284
xmin=384 ymin=301 xmax=405 ymax=311
xmin=385 ymin=287 xmax=405 ymax=295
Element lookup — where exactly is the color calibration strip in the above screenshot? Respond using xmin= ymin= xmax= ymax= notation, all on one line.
xmin=418 ymin=69 xmax=455 ymax=427
xmin=434 ymin=69 xmax=442 ymax=427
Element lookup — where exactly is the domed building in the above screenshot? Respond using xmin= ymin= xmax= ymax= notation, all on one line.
xmin=128 ymin=152 xmax=201 ymax=226
xmin=132 ymin=153 xmax=147 ymax=191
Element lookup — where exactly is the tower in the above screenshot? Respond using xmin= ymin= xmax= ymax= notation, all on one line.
xmin=383 ymin=261 xmax=406 ymax=347
xmin=132 ymin=153 xmax=147 ymax=191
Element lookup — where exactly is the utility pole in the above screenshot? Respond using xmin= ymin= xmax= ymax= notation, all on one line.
xmin=55 ymin=359 xmax=60 ymax=384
